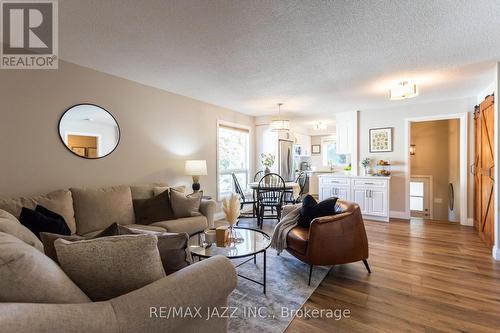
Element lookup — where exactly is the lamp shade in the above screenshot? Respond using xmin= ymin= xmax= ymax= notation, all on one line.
xmin=185 ymin=160 xmax=207 ymax=176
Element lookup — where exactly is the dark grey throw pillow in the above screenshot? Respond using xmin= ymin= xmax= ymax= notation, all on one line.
xmin=297 ymin=195 xmax=338 ymax=228
xmin=132 ymin=190 xmax=175 ymax=225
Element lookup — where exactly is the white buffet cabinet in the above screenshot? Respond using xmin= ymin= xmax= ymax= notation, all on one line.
xmin=318 ymin=174 xmax=391 ymax=222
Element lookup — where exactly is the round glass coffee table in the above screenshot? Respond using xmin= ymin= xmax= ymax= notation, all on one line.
xmin=189 ymin=227 xmax=271 ymax=293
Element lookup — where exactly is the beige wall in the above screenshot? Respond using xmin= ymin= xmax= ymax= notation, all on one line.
xmin=0 ymin=61 xmax=255 ymax=199
xmin=410 ymin=119 xmax=460 ymax=221
xmin=359 ymin=97 xmax=476 ymax=217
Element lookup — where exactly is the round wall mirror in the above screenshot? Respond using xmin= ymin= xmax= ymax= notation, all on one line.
xmin=58 ymin=104 xmax=120 ymax=159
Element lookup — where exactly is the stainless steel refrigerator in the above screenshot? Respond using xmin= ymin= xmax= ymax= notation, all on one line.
xmin=278 ymin=140 xmax=294 ymax=181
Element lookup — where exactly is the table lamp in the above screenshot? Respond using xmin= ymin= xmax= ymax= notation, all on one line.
xmin=185 ymin=160 xmax=207 ymax=192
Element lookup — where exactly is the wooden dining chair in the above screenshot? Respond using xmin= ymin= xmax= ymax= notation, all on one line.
xmin=284 ymin=171 xmax=308 ymax=204
xmin=253 ymin=170 xmax=264 ymax=182
xmin=231 ymin=173 xmax=257 ymax=218
xmin=256 ymin=173 xmax=286 ymax=229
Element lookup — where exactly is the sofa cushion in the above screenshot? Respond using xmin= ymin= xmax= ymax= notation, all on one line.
xmin=0 ymin=209 xmax=44 ymax=252
xmin=132 ymin=190 xmax=175 ymax=225
xmin=151 ymin=216 xmax=207 ymax=235
xmin=0 ymin=190 xmax=76 ymax=234
xmin=170 ymin=189 xmax=202 ymax=218
xmin=55 ymin=234 xmax=166 ymax=301
xmin=130 ymin=183 xmax=169 ymax=200
xmin=287 ymin=226 xmax=309 ymax=255
xmin=0 ymin=232 xmax=91 ymax=303
xmin=19 ymin=206 xmax=71 ymax=239
xmin=71 ymin=186 xmax=135 ymax=235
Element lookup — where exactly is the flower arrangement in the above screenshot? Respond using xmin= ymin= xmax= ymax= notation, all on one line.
xmin=222 ymin=193 xmax=241 ymax=227
xmin=260 ymin=153 xmax=275 ymax=168
xmin=361 ymin=158 xmax=371 ymax=168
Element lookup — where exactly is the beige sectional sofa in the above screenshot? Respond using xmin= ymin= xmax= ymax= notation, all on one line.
xmin=0 ymin=183 xmax=216 ymax=237
xmin=0 ymin=184 xmax=237 ymax=333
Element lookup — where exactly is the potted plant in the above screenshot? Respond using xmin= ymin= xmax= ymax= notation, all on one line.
xmin=261 ymin=153 xmax=275 ymax=174
xmin=343 ymin=164 xmax=352 ymax=175
xmin=361 ymin=158 xmax=371 ymax=176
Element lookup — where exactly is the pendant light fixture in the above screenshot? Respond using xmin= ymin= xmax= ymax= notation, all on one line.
xmin=271 ymin=103 xmax=290 ymax=132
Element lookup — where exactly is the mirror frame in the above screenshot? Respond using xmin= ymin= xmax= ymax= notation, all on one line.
xmin=58 ymin=103 xmax=121 ymax=159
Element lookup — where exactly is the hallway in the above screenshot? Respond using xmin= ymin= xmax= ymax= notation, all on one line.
xmin=285 ymin=218 xmax=500 ymax=332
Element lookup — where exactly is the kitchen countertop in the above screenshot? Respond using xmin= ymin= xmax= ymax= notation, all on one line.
xmin=316 ymin=173 xmax=392 ymax=179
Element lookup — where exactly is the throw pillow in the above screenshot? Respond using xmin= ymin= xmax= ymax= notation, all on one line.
xmin=0 ymin=232 xmax=91 ymax=303
xmin=297 ymin=195 xmax=338 ymax=228
xmin=40 ymin=232 xmax=84 ymax=263
xmin=92 ymin=222 xmax=137 ymax=238
xmin=132 ymin=190 xmax=175 ymax=225
xmin=153 ymin=185 xmax=186 ymax=196
xmin=95 ymin=223 xmax=191 ymax=274
xmin=170 ymin=189 xmax=202 ymax=218
xmin=54 ymin=234 xmax=166 ymax=301
xmin=156 ymin=232 xmax=192 ymax=274
xmin=19 ymin=206 xmax=71 ymax=239
xmin=0 ymin=209 xmax=44 ymax=252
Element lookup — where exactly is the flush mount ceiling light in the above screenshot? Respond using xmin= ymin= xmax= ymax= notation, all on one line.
xmin=271 ymin=103 xmax=290 ymax=132
xmin=389 ymin=81 xmax=419 ymax=100
xmin=314 ymin=122 xmax=327 ymax=131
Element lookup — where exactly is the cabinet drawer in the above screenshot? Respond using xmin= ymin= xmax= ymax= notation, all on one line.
xmin=352 ymin=179 xmax=387 ymax=188
xmin=320 ymin=177 xmax=350 ymax=186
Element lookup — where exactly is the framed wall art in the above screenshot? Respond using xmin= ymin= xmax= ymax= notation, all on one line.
xmin=369 ymin=127 xmax=393 ymax=153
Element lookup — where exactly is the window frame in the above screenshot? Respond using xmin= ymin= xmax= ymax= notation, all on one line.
xmin=216 ymin=120 xmax=251 ymax=201
xmin=321 ymin=135 xmax=350 ymax=167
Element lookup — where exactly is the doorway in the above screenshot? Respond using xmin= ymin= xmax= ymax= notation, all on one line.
xmin=405 ymin=114 xmax=468 ymax=224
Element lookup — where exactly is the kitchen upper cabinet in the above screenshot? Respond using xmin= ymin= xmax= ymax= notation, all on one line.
xmin=294 ymin=132 xmax=311 ymax=156
xmin=335 ymin=112 xmax=354 ymax=154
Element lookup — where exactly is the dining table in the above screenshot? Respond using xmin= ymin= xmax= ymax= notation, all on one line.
xmin=247 ymin=181 xmax=301 ymax=198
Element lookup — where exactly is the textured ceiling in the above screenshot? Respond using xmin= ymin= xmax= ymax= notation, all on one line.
xmin=59 ymin=0 xmax=500 ymax=116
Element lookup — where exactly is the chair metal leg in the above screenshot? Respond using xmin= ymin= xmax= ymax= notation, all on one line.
xmin=363 ymin=259 xmax=372 ymax=274
xmin=308 ymin=265 xmax=313 ymax=286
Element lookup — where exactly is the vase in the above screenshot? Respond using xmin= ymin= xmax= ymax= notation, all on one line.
xmin=264 ymin=166 xmax=271 ymax=174
xmin=228 ymin=225 xmax=243 ymax=243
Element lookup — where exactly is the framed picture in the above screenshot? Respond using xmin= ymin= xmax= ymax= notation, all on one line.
xmin=311 ymin=144 xmax=321 ymax=154
xmin=369 ymin=127 xmax=393 ymax=153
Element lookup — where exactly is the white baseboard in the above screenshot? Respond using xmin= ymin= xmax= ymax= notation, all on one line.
xmin=493 ymin=245 xmax=500 ymax=261
xmin=462 ymin=218 xmax=474 ymax=226
xmin=389 ymin=211 xmax=409 ymax=220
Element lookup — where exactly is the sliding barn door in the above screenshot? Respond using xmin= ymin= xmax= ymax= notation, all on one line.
xmin=473 ymin=95 xmax=495 ymax=248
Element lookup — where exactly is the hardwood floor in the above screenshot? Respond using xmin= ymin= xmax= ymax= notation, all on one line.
xmin=282 ymin=218 xmax=500 ymax=333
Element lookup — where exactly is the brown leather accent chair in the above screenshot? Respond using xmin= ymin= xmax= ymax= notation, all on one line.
xmin=286 ymin=200 xmax=371 ymax=285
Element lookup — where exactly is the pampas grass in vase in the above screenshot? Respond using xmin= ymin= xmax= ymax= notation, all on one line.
xmin=223 ymin=193 xmax=242 ymax=242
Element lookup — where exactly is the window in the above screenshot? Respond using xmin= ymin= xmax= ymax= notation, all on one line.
xmin=410 ymin=181 xmax=424 ymax=211
xmin=322 ymin=136 xmax=350 ymax=167
xmin=217 ymin=123 xmax=250 ymax=200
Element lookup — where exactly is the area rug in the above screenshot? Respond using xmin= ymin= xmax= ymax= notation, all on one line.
xmin=217 ymin=219 xmax=331 ymax=333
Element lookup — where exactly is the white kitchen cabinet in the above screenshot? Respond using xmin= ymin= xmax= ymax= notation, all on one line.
xmin=352 ymin=188 xmax=369 ymax=214
xmin=318 ymin=175 xmax=390 ymax=222
xmin=368 ymin=189 xmax=388 ymax=217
